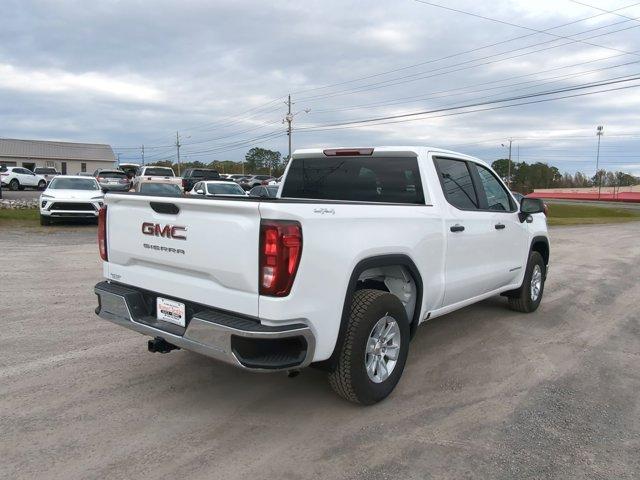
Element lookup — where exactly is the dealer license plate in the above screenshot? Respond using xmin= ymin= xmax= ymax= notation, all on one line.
xmin=156 ymin=297 xmax=186 ymax=327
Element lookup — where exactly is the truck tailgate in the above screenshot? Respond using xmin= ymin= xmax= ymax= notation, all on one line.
xmin=104 ymin=194 xmax=260 ymax=316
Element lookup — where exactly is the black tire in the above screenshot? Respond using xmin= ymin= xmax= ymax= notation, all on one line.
xmin=39 ymin=215 xmax=50 ymax=226
xmin=9 ymin=179 xmax=19 ymax=191
xmin=328 ymin=289 xmax=410 ymax=405
xmin=508 ymin=251 xmax=546 ymax=313
xmin=37 ymin=180 xmax=46 ymax=190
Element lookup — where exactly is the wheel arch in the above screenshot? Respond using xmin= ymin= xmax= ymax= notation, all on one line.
xmin=531 ymin=235 xmax=550 ymax=269
xmin=314 ymin=254 xmax=423 ymax=372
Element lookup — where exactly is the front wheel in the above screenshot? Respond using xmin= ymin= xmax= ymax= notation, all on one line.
xmin=328 ymin=289 xmax=410 ymax=405
xmin=507 ymin=251 xmax=546 ymax=313
xmin=9 ymin=179 xmax=19 ymax=191
xmin=40 ymin=215 xmax=50 ymax=226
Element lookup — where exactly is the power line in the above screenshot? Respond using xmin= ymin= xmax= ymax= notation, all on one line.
xmin=296 ymin=74 xmax=640 ymax=131
xmin=413 ymin=0 xmax=639 ymax=57
xmin=296 ymin=20 xmax=640 ymax=103
xmin=311 ymin=57 xmax=640 ymax=115
xmin=290 ymin=1 xmax=640 ymax=96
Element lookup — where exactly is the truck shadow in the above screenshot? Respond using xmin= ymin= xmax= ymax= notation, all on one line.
xmin=159 ymin=295 xmax=518 ymax=413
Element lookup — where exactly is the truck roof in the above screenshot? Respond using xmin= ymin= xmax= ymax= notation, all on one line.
xmin=292 ymin=146 xmax=489 ymax=167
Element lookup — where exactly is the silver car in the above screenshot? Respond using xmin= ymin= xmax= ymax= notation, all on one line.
xmin=94 ymin=169 xmax=131 ymax=192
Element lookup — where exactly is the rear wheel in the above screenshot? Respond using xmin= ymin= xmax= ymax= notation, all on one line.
xmin=37 ymin=180 xmax=46 ymax=190
xmin=328 ymin=289 xmax=410 ymax=405
xmin=9 ymin=179 xmax=19 ymax=191
xmin=507 ymin=251 xmax=546 ymax=313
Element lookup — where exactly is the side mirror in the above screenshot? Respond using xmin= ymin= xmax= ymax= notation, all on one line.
xmin=519 ymin=197 xmax=544 ymax=222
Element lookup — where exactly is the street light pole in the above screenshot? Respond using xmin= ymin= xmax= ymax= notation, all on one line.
xmin=595 ymin=125 xmax=604 ymax=200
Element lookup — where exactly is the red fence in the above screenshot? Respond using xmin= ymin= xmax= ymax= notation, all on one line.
xmin=527 ymin=191 xmax=640 ymax=203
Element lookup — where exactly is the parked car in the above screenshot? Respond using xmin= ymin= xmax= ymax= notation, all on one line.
xmin=181 ymin=168 xmax=221 ymax=192
xmin=118 ymin=163 xmax=140 ymax=180
xmin=132 ymin=166 xmax=182 ymax=191
xmin=33 ymin=167 xmax=60 ymax=184
xmin=239 ymin=174 xmax=274 ymax=190
xmin=76 ymin=172 xmax=95 ymax=176
xmin=1 ymin=167 xmax=47 ymax=191
xmin=228 ymin=174 xmax=250 ymax=182
xmin=268 ymin=176 xmax=282 ymax=185
xmin=189 ymin=180 xmax=248 ymax=197
xmin=94 ymin=169 xmax=131 ymax=192
xmin=39 ymin=175 xmax=104 ymax=225
xmin=93 ymin=146 xmax=549 ymax=405
xmin=248 ymin=185 xmax=279 ymax=198
xmin=135 ymin=182 xmax=183 ymax=197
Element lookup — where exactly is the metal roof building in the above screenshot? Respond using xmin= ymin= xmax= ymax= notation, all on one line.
xmin=0 ymin=138 xmax=116 ymax=175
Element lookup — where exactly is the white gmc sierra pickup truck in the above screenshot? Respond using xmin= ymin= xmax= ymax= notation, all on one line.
xmin=94 ymin=146 xmax=549 ymax=404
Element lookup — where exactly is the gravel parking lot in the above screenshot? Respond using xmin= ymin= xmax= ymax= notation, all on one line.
xmin=1 ymin=222 xmax=639 ymax=479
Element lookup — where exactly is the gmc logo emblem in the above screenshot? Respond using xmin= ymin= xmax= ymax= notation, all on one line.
xmin=141 ymin=222 xmax=187 ymax=240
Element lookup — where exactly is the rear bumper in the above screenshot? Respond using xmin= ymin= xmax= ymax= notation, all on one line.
xmin=94 ymin=281 xmax=315 ymax=371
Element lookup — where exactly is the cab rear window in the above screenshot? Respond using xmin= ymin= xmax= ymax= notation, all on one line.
xmin=281 ymin=156 xmax=424 ymax=204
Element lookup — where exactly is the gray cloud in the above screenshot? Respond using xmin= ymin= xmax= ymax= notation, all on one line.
xmin=1 ymin=0 xmax=639 ymax=174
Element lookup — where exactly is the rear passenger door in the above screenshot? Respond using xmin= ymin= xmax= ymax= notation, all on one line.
xmin=433 ymin=157 xmax=506 ymax=306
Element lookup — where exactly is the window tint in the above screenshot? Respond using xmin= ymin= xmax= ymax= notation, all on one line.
xmin=434 ymin=158 xmax=478 ymax=210
xmin=474 ymin=164 xmax=513 ymax=211
xmin=281 ymin=156 xmax=424 ymax=204
xmin=98 ymin=171 xmax=127 ymax=179
xmin=49 ymin=178 xmax=99 ymax=190
xmin=143 ymin=167 xmax=174 ymax=177
xmin=205 ymin=182 xmax=245 ymax=195
xmin=139 ymin=183 xmax=182 ymax=196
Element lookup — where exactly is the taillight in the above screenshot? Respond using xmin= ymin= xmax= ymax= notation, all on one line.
xmin=259 ymin=220 xmax=302 ymax=297
xmin=98 ymin=206 xmax=108 ymax=261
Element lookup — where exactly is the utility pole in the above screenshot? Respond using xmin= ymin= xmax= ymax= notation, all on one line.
xmin=595 ymin=125 xmax=604 ymax=200
xmin=285 ymin=94 xmax=293 ymax=162
xmin=141 ymin=144 xmax=145 ymax=165
xmin=507 ymin=138 xmax=512 ymax=189
xmin=501 ymin=139 xmax=513 ymax=188
xmin=283 ymin=94 xmax=310 ymax=164
xmin=175 ymin=131 xmax=181 ymax=176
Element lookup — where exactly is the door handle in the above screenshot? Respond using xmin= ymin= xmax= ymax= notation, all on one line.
xmin=450 ymin=224 xmax=465 ymax=232
xmin=495 ymin=223 xmax=506 ymax=230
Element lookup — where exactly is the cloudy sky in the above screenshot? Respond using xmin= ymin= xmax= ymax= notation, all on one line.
xmin=2 ymin=0 xmax=640 ymax=175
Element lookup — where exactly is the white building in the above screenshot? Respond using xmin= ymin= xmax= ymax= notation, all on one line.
xmin=0 ymin=138 xmax=116 ymax=174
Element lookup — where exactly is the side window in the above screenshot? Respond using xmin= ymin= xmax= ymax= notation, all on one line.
xmin=81 ymin=163 xmax=87 ymax=172
xmin=434 ymin=158 xmax=479 ymax=210
xmin=473 ymin=164 xmax=513 ymax=212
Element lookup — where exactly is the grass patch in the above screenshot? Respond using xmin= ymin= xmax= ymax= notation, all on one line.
xmin=546 ymin=203 xmax=640 ymax=226
xmin=0 ymin=208 xmax=39 ymax=223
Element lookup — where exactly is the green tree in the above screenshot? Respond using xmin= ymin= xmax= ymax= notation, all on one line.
xmin=245 ymin=147 xmax=282 ymax=175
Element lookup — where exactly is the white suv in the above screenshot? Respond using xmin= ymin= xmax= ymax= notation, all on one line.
xmin=1 ymin=167 xmax=47 ymax=191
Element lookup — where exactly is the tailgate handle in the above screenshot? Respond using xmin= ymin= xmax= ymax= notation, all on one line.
xmin=150 ymin=202 xmax=180 ymax=215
